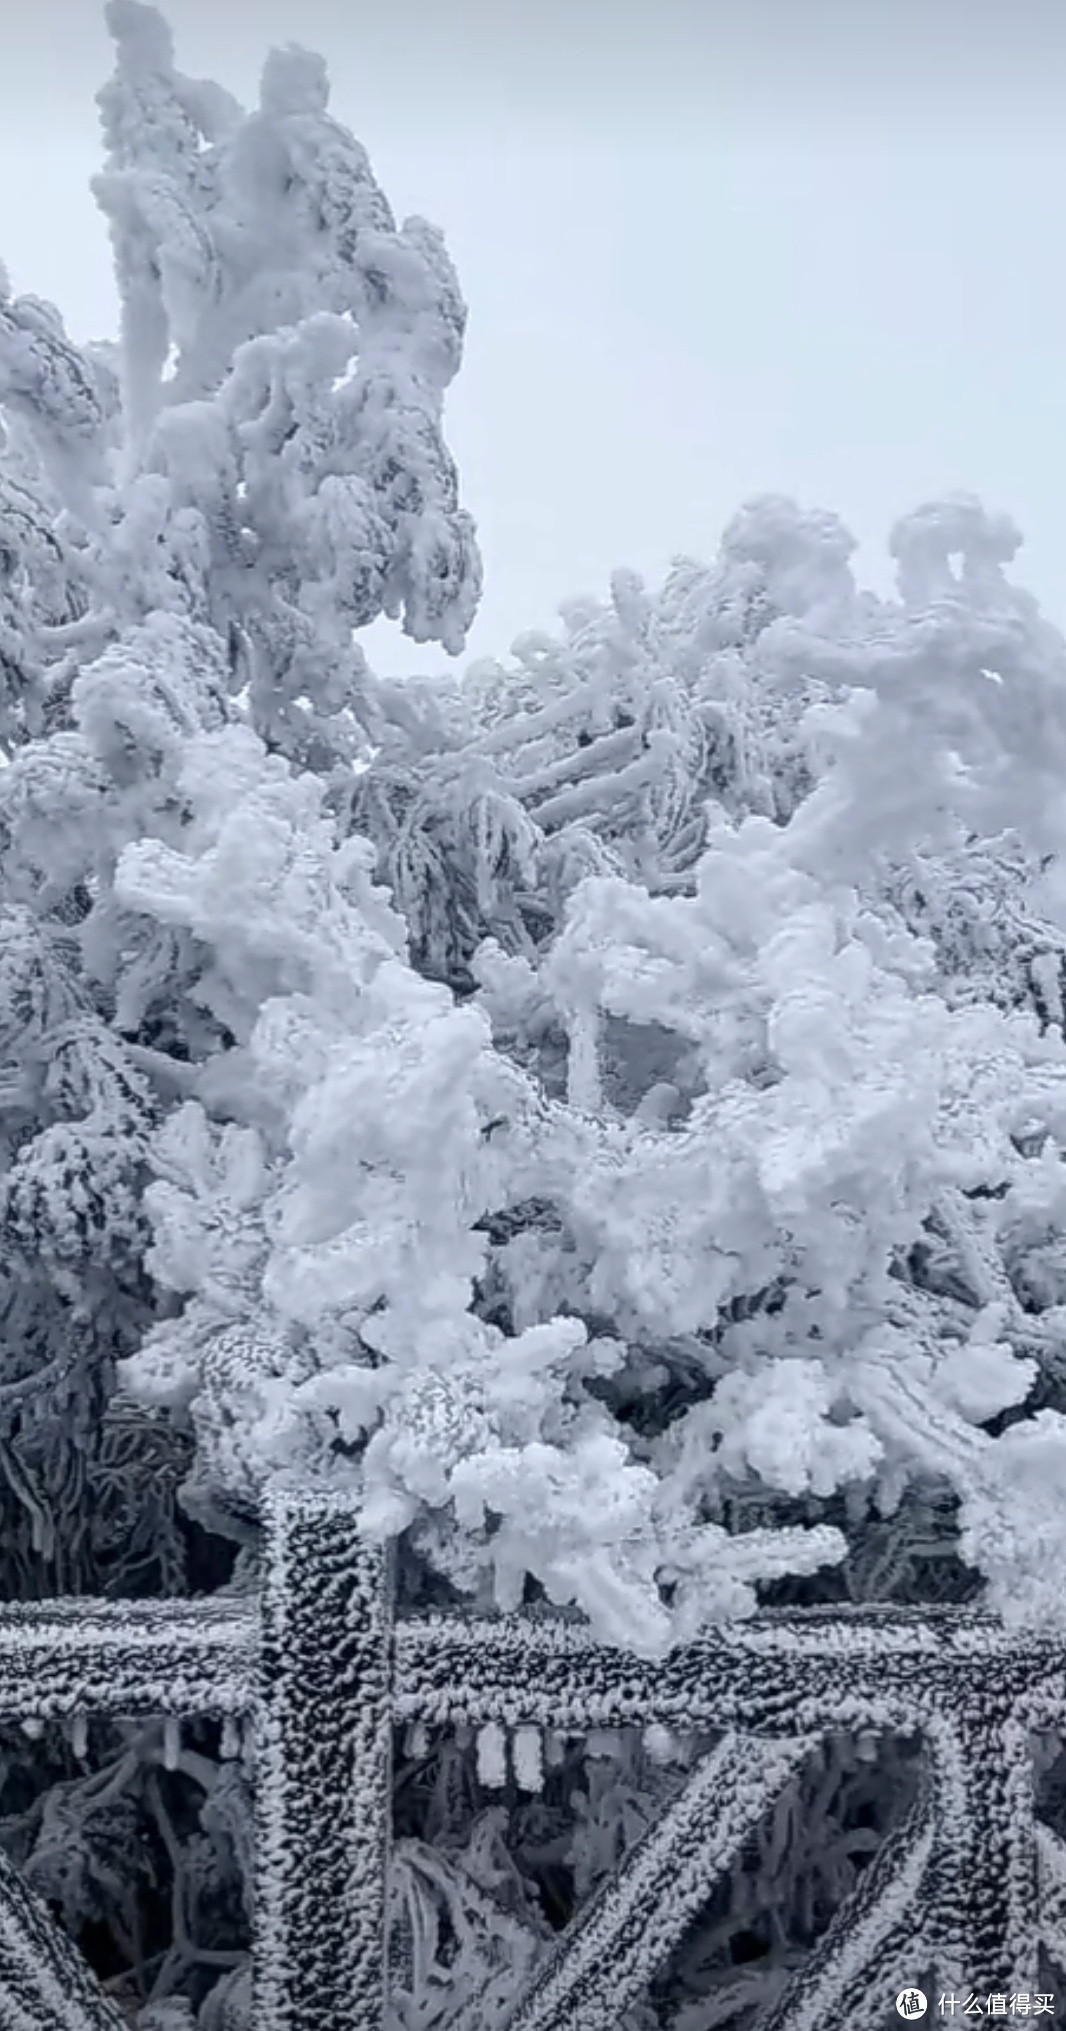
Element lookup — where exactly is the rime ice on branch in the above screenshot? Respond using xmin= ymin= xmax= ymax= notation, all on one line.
xmin=92 ymin=0 xmax=482 ymax=761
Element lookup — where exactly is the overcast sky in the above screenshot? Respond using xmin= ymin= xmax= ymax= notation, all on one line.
xmin=2 ymin=0 xmax=1066 ymax=675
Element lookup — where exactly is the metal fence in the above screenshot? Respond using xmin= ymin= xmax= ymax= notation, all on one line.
xmin=0 ymin=1487 xmax=1064 ymax=2030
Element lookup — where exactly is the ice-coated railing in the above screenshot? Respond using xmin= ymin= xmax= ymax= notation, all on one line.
xmin=1 ymin=1489 xmax=1064 ymax=2030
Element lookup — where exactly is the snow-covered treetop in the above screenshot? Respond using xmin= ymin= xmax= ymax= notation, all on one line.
xmin=0 ymin=0 xmax=480 ymax=776
xmin=7 ymin=3 xmax=1066 ymax=1667
xmin=118 ymin=482 xmax=1066 ymax=1646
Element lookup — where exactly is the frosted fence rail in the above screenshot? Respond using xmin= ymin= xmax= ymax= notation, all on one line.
xmin=0 ymin=1488 xmax=1063 ymax=2030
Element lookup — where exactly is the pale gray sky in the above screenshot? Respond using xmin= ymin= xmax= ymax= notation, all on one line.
xmin=2 ymin=0 xmax=1066 ymax=674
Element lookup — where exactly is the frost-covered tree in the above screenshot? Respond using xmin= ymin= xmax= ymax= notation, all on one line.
xmin=7 ymin=3 xmax=1066 ymax=2023
xmin=338 ymin=496 xmax=1066 ymax=2017
xmin=121 ymin=488 xmax=1066 ymax=1644
xmin=0 ymin=2 xmax=481 ymax=2020
xmin=109 ymin=478 xmax=1066 ymax=2018
xmin=0 ymin=0 xmax=481 ymax=1575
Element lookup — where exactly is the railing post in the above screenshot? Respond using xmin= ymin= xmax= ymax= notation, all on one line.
xmin=253 ymin=1487 xmax=393 ymax=2031
xmin=923 ymin=1701 xmax=1040 ymax=1999
xmin=0 ymin=1845 xmax=128 ymax=2031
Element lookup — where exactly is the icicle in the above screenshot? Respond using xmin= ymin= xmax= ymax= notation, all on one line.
xmin=20 ymin=1717 xmax=43 ymax=1740
xmin=70 ymin=1714 xmax=88 ymax=1761
xmin=512 ymin=1725 xmax=543 ymax=1794
xmin=476 ymin=1720 xmax=508 ymax=1790
xmin=644 ymin=1723 xmax=676 ymax=1766
xmin=163 ymin=1717 xmax=181 ymax=1771
xmin=855 ymin=1728 xmax=880 ymax=1765
xmin=407 ymin=1722 xmax=429 ymax=1758
xmin=566 ymin=1002 xmax=602 ymax=1112
xmin=220 ymin=1714 xmax=241 ymax=1760
xmin=544 ymin=1730 xmax=566 ymax=1769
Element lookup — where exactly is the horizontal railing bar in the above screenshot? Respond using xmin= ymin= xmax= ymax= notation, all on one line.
xmin=1 ymin=1576 xmax=1062 ymax=1734
xmin=395 ymin=1598 xmax=1066 ymax=1647
xmin=393 ymin=1603 xmax=1066 ymax=1666
xmin=391 ymin=1610 xmax=1066 ymax=1732
xmin=0 ymin=1595 xmax=258 ymax=1718
xmin=0 ymin=1509 xmax=1061 ymax=2031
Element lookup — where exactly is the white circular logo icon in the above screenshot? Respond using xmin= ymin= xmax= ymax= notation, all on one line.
xmin=896 ymin=1992 xmax=928 ymax=2019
